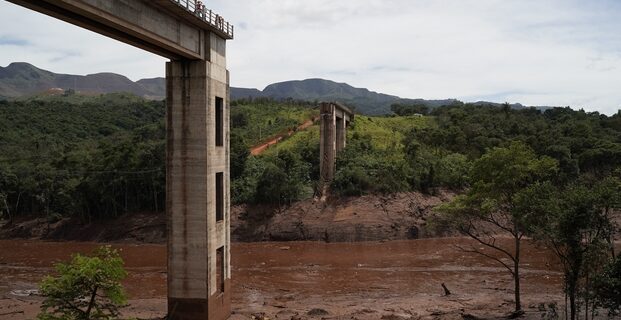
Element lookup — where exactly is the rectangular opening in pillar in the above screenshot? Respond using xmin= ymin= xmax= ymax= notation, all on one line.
xmin=216 ymin=246 xmax=225 ymax=294
xmin=216 ymin=96 xmax=224 ymax=147
xmin=216 ymin=172 xmax=224 ymax=222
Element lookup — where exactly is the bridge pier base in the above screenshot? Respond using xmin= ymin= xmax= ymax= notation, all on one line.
xmin=166 ymin=40 xmax=231 ymax=320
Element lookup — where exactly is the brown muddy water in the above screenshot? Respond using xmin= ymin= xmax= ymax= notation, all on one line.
xmin=0 ymin=238 xmax=567 ymax=319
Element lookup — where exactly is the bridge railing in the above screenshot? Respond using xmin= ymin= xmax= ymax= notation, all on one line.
xmin=170 ymin=0 xmax=234 ymax=39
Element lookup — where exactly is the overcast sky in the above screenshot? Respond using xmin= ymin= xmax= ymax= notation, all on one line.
xmin=1 ymin=0 xmax=620 ymax=114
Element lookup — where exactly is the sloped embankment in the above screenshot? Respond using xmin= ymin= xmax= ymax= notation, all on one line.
xmin=231 ymin=191 xmax=454 ymax=242
xmin=0 ymin=191 xmax=454 ymax=243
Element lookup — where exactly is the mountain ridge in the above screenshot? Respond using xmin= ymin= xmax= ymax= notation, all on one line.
xmin=0 ymin=62 xmax=552 ymax=114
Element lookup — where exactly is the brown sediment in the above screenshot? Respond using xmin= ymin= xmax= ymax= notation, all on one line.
xmin=0 ymin=238 xmax=579 ymax=319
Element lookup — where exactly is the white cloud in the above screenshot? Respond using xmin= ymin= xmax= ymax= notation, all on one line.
xmin=1 ymin=0 xmax=620 ymax=114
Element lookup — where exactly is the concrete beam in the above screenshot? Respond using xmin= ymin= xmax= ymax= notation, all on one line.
xmin=6 ymin=0 xmax=209 ymax=59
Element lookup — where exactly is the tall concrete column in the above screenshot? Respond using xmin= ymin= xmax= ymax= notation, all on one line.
xmin=166 ymin=32 xmax=231 ymax=320
xmin=319 ymin=103 xmax=336 ymax=196
xmin=336 ymin=116 xmax=346 ymax=152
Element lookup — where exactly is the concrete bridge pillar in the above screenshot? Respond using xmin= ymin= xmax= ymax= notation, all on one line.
xmin=336 ymin=115 xmax=346 ymax=152
xmin=3 ymin=1 xmax=234 ymax=318
xmin=319 ymin=102 xmax=353 ymax=198
xmin=166 ymin=33 xmax=231 ymax=320
xmin=320 ymin=103 xmax=337 ymax=195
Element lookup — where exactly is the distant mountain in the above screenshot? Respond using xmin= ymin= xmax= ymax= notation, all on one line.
xmin=0 ymin=62 xmax=553 ymax=115
xmin=0 ymin=62 xmax=154 ymax=98
xmin=232 ymin=79 xmax=461 ymax=114
xmin=260 ymin=79 xmax=411 ymax=114
xmin=231 ymin=87 xmax=263 ymax=99
xmin=136 ymin=78 xmax=166 ymax=99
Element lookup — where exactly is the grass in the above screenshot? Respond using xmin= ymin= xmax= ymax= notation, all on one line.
xmin=231 ymin=101 xmax=318 ymax=146
xmin=262 ymin=114 xmax=433 ymax=157
xmin=350 ymin=115 xmax=434 ymax=151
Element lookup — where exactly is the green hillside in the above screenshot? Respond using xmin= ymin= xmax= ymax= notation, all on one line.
xmin=1 ymin=93 xmax=620 ymax=221
xmin=231 ymin=98 xmax=318 ymax=147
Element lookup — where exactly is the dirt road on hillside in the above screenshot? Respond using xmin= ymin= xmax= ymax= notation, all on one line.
xmin=250 ymin=116 xmax=318 ymax=156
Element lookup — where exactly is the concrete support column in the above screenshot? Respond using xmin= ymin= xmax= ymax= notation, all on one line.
xmin=319 ymin=103 xmax=336 ymax=197
xmin=166 ymin=32 xmax=231 ymax=320
xmin=336 ymin=116 xmax=346 ymax=152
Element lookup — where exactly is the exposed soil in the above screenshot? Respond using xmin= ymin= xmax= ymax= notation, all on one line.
xmin=232 ymin=191 xmax=455 ymax=242
xmin=0 ymin=238 xmax=578 ymax=320
xmin=0 ymin=212 xmax=166 ymax=244
xmin=250 ymin=116 xmax=319 ymax=156
xmin=0 ymin=192 xmax=454 ymax=244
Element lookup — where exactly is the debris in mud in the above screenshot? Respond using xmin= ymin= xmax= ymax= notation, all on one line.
xmin=381 ymin=313 xmax=417 ymax=320
xmin=355 ymin=308 xmax=378 ymax=314
xmin=307 ymin=308 xmax=329 ymax=316
xmin=0 ymin=311 xmax=25 ymax=317
xmin=429 ymin=310 xmax=447 ymax=316
xmin=274 ymin=293 xmax=295 ymax=302
xmin=461 ymin=313 xmax=482 ymax=320
xmin=441 ymin=283 xmax=452 ymax=296
xmin=9 ymin=289 xmax=39 ymax=297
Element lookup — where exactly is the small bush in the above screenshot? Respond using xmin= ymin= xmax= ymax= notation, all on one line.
xmin=38 ymin=246 xmax=128 ymax=320
xmin=332 ymin=165 xmax=373 ymax=196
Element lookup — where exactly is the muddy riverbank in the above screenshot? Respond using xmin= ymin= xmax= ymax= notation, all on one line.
xmin=0 ymin=238 xmax=571 ymax=320
xmin=0 ymin=192 xmax=455 ymax=243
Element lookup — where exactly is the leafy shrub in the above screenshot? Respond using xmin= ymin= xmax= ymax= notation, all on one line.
xmin=593 ymin=256 xmax=621 ymax=316
xmin=38 ymin=246 xmax=128 ymax=320
xmin=434 ymin=153 xmax=471 ymax=189
xmin=331 ymin=165 xmax=373 ymax=196
xmin=254 ymin=150 xmax=310 ymax=205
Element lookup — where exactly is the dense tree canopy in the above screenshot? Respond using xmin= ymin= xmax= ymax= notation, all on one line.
xmin=1 ymin=96 xmax=620 ymax=221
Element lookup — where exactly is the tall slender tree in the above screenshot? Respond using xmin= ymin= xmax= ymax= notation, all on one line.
xmin=437 ymin=141 xmax=558 ymax=315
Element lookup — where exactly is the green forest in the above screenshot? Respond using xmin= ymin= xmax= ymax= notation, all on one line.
xmin=1 ymin=94 xmax=620 ymax=219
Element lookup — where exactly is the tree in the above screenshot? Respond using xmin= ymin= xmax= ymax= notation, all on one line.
xmin=38 ymin=246 xmax=128 ymax=320
xmin=255 ymin=150 xmax=310 ymax=205
xmin=436 ymin=141 xmax=558 ymax=315
xmin=230 ymin=131 xmax=250 ymax=180
xmin=593 ymin=256 xmax=621 ymax=316
xmin=332 ymin=165 xmax=373 ymax=196
xmin=533 ymin=181 xmax=617 ymax=320
xmin=391 ymin=103 xmax=429 ymax=116
xmin=255 ymin=163 xmax=289 ymax=205
xmin=0 ymin=165 xmax=18 ymax=223
xmin=593 ymin=176 xmax=621 ymax=258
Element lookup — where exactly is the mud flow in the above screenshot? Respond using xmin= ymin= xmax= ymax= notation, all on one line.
xmin=0 ymin=238 xmax=567 ymax=319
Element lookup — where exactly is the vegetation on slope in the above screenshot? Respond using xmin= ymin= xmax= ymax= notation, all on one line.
xmin=231 ymin=97 xmax=318 ymax=147
xmin=2 ymin=94 xmax=621 ymax=220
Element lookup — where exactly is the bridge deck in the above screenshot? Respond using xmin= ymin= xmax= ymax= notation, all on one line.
xmin=156 ymin=0 xmax=233 ymax=40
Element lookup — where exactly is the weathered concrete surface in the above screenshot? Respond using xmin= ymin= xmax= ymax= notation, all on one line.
xmin=319 ymin=102 xmax=354 ymax=197
xmin=5 ymin=0 xmax=231 ymax=59
xmin=5 ymin=1 xmax=234 ymax=319
xmin=166 ymin=37 xmax=231 ymax=319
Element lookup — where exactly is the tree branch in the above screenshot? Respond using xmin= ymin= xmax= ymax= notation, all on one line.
xmin=463 ymin=229 xmax=517 ymax=263
xmin=455 ymin=244 xmax=515 ymax=276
